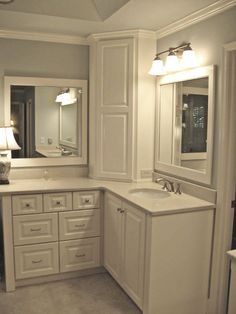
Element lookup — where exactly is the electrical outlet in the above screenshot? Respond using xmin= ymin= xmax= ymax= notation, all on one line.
xmin=48 ymin=138 xmax=53 ymax=145
xmin=140 ymin=169 xmax=152 ymax=178
xmin=40 ymin=137 xmax=45 ymax=144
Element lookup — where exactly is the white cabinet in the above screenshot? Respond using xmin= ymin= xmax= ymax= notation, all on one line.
xmin=104 ymin=192 xmax=145 ymax=308
xmin=89 ymin=32 xmax=156 ymax=181
xmin=2 ymin=190 xmax=101 ymax=291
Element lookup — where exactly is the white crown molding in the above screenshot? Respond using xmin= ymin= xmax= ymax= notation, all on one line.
xmin=87 ymin=29 xmax=156 ymax=42
xmin=156 ymin=0 xmax=236 ymax=39
xmin=0 ymin=28 xmax=89 ymax=45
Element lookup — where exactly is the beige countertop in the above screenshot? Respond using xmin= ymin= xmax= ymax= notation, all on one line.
xmin=0 ymin=177 xmax=215 ymax=216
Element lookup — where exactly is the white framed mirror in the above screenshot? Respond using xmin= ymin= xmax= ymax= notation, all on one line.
xmin=4 ymin=76 xmax=87 ymax=167
xmin=155 ymin=65 xmax=215 ymax=185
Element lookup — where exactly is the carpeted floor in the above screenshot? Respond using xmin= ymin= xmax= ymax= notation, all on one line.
xmin=0 ymin=273 xmax=142 ymax=314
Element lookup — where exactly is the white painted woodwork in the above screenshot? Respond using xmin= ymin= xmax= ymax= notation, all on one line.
xmin=122 ymin=201 xmax=146 ymax=308
xmin=96 ymin=39 xmax=134 ymax=180
xmin=143 ymin=209 xmax=214 ymax=314
xmin=104 ymin=192 xmax=146 ymax=308
xmin=14 ymin=242 xmax=59 ymax=279
xmin=89 ymin=35 xmax=156 ymax=181
xmin=73 ymin=191 xmax=100 ymax=209
xmin=12 ymin=194 xmax=43 ymax=215
xmin=227 ymin=251 xmax=236 ymax=314
xmin=60 ymin=238 xmax=100 ymax=273
xmin=13 ymin=213 xmax=58 ymax=245
xmin=104 ymin=192 xmax=122 ymax=281
xmin=59 ymin=209 xmax=100 ymax=240
xmin=44 ymin=192 xmax=72 ymax=212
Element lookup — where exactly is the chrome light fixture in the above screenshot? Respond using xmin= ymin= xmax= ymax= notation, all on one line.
xmin=0 ymin=126 xmax=21 ymax=184
xmin=149 ymin=43 xmax=197 ymax=76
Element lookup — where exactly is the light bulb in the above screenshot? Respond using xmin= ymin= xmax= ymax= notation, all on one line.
xmin=165 ymin=50 xmax=179 ymax=72
xmin=148 ymin=56 xmax=165 ymax=76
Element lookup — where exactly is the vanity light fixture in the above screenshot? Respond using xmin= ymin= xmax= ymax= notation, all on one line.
xmin=149 ymin=43 xmax=197 ymax=76
xmin=0 ymin=126 xmax=20 ymax=184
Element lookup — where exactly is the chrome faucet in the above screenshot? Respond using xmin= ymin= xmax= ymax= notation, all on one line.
xmin=155 ymin=177 xmax=175 ymax=192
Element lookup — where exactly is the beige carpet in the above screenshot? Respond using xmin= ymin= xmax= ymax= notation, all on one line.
xmin=0 ymin=273 xmax=141 ymax=314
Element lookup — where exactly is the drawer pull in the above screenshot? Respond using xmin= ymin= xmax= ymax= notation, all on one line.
xmin=30 ymin=228 xmax=42 ymax=232
xmin=32 ymin=259 xmax=42 ymax=264
xmin=25 ymin=203 xmax=30 ymax=208
xmin=56 ymin=201 xmax=61 ymax=205
xmin=75 ymin=254 xmax=85 ymax=258
xmin=75 ymin=224 xmax=85 ymax=228
xmin=117 ymin=208 xmax=122 ymax=212
xmin=85 ymin=199 xmax=90 ymax=203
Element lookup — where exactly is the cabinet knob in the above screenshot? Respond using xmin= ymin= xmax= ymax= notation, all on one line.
xmin=120 ymin=209 xmax=125 ymax=213
xmin=85 ymin=199 xmax=90 ymax=203
xmin=25 ymin=203 xmax=30 ymax=207
xmin=56 ymin=201 xmax=61 ymax=205
xmin=117 ymin=208 xmax=122 ymax=212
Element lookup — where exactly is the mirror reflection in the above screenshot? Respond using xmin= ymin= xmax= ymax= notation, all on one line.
xmin=10 ymin=86 xmax=81 ymax=158
xmin=158 ymin=77 xmax=209 ymax=173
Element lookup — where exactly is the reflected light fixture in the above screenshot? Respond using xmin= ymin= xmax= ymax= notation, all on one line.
xmin=0 ymin=0 xmax=14 ymax=3
xmin=149 ymin=43 xmax=197 ymax=76
xmin=0 ymin=126 xmax=21 ymax=184
xmin=55 ymin=88 xmax=77 ymax=106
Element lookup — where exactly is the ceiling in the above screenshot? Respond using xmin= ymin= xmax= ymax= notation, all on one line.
xmin=0 ymin=0 xmax=229 ymax=37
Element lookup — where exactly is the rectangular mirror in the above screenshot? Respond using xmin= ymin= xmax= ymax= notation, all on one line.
xmin=155 ymin=65 xmax=215 ymax=185
xmin=4 ymin=77 xmax=87 ymax=167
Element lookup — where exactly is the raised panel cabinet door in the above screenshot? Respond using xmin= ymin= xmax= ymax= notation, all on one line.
xmin=104 ymin=193 xmax=122 ymax=282
xmin=44 ymin=192 xmax=72 ymax=212
xmin=12 ymin=194 xmax=43 ymax=215
xmin=121 ymin=202 xmax=146 ymax=308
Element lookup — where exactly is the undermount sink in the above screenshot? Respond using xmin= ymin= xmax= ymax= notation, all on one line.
xmin=129 ymin=188 xmax=170 ymax=200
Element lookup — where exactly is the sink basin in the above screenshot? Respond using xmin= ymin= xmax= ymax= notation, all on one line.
xmin=129 ymin=188 xmax=170 ymax=200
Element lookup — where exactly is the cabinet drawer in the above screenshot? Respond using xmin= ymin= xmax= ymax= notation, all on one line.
xmin=15 ymin=242 xmax=59 ymax=279
xmin=73 ymin=191 xmax=100 ymax=209
xmin=59 ymin=209 xmax=100 ymax=240
xmin=12 ymin=194 xmax=43 ymax=215
xmin=13 ymin=213 xmax=58 ymax=245
xmin=44 ymin=192 xmax=72 ymax=212
xmin=60 ymin=238 xmax=100 ymax=273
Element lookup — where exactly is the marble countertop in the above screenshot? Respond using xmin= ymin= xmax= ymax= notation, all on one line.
xmin=0 ymin=177 xmax=215 ymax=216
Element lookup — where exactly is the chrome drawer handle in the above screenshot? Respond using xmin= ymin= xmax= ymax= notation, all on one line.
xmin=75 ymin=224 xmax=85 ymax=228
xmin=56 ymin=201 xmax=61 ymax=205
xmin=84 ymin=199 xmax=90 ymax=203
xmin=120 ymin=209 xmax=125 ymax=213
xmin=117 ymin=208 xmax=122 ymax=212
xmin=32 ymin=259 xmax=42 ymax=264
xmin=25 ymin=203 xmax=30 ymax=208
xmin=75 ymin=254 xmax=85 ymax=258
xmin=30 ymin=228 xmax=42 ymax=232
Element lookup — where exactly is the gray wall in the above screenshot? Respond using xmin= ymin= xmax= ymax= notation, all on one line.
xmin=156 ymin=6 xmax=236 ymax=187
xmin=0 ymin=38 xmax=89 ymax=125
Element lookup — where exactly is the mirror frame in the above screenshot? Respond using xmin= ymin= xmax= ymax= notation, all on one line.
xmin=155 ymin=65 xmax=216 ymax=185
xmin=4 ymin=76 xmax=88 ymax=167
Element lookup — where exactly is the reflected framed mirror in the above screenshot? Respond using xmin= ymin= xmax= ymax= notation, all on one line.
xmin=155 ymin=65 xmax=215 ymax=185
xmin=4 ymin=77 xmax=87 ymax=167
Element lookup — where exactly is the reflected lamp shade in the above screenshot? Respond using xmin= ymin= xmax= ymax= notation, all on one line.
xmin=0 ymin=126 xmax=20 ymax=184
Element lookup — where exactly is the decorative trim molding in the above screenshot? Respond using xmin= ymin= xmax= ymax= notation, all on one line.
xmin=156 ymin=0 xmax=236 ymax=39
xmin=0 ymin=28 xmax=89 ymax=45
xmin=87 ymin=29 xmax=156 ymax=42
xmin=224 ymin=40 xmax=236 ymax=51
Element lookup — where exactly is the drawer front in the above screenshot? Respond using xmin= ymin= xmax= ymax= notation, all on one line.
xmin=12 ymin=194 xmax=43 ymax=215
xmin=73 ymin=191 xmax=100 ymax=210
xmin=60 ymin=238 xmax=100 ymax=273
xmin=59 ymin=209 xmax=100 ymax=240
xmin=13 ymin=213 xmax=58 ymax=245
xmin=15 ymin=242 xmax=59 ymax=279
xmin=44 ymin=192 xmax=72 ymax=212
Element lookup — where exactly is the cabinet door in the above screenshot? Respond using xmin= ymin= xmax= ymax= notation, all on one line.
xmin=104 ymin=193 xmax=122 ymax=281
xmin=122 ymin=202 xmax=146 ymax=308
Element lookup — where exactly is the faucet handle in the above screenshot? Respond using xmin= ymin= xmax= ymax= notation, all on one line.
xmin=175 ymin=183 xmax=182 ymax=195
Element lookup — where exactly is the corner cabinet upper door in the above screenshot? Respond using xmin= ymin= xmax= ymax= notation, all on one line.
xmin=104 ymin=192 xmax=123 ymax=281
xmin=96 ymin=39 xmax=134 ymax=180
xmin=122 ymin=202 xmax=146 ymax=308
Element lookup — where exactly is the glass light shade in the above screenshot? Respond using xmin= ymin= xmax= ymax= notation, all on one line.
xmin=148 ymin=57 xmax=165 ymax=76
xmin=181 ymin=49 xmax=197 ymax=68
xmin=0 ymin=126 xmax=21 ymax=150
xmin=165 ymin=52 xmax=179 ymax=72
xmin=55 ymin=88 xmax=77 ymax=105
